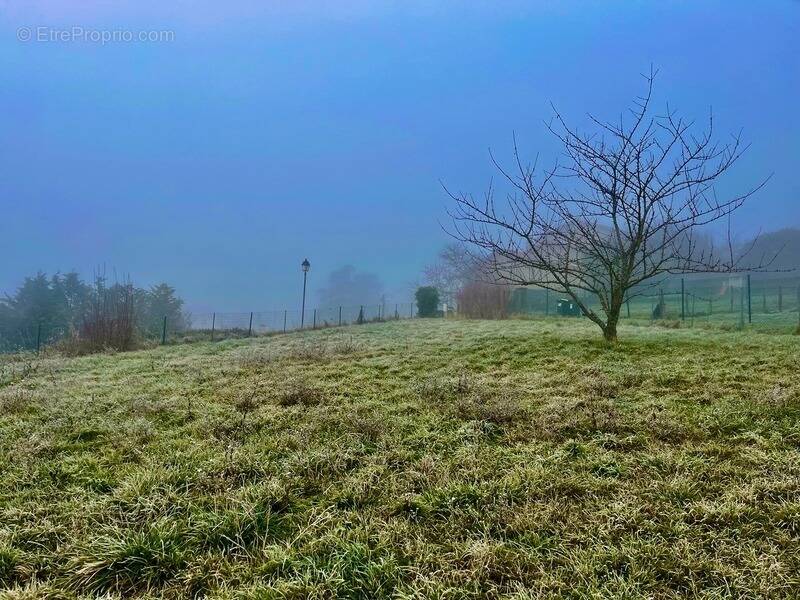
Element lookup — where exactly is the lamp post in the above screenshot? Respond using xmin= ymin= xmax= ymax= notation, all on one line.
xmin=300 ymin=258 xmax=311 ymax=328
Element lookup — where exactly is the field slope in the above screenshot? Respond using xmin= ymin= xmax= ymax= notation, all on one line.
xmin=1 ymin=319 xmax=799 ymax=598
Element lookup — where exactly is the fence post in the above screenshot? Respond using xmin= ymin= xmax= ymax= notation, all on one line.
xmin=313 ymin=308 xmax=317 ymax=329
xmin=395 ymin=303 xmax=399 ymax=320
xmin=730 ymin=283 xmax=734 ymax=313
xmin=739 ymin=283 xmax=745 ymax=328
xmin=681 ymin=278 xmax=685 ymax=321
xmin=338 ymin=306 xmax=342 ymax=326
xmin=161 ymin=316 xmax=167 ymax=345
xmin=747 ymin=274 xmax=752 ymax=324
xmin=36 ymin=322 xmax=42 ymax=355
xmin=248 ymin=312 xmax=253 ymax=337
xmin=283 ymin=310 xmax=287 ymax=333
xmin=211 ymin=312 xmax=216 ymax=341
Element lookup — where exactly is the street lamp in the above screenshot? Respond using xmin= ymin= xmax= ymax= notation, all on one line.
xmin=300 ymin=258 xmax=311 ymax=328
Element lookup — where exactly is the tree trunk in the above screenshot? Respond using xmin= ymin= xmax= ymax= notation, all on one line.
xmin=603 ymin=320 xmax=618 ymax=342
xmin=603 ymin=297 xmax=623 ymax=342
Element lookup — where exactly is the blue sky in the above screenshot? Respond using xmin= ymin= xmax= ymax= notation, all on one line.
xmin=1 ymin=1 xmax=798 ymax=311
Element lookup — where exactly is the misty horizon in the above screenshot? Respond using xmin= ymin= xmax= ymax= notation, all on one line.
xmin=2 ymin=1 xmax=798 ymax=312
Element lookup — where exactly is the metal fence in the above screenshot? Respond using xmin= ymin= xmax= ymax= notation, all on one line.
xmin=508 ymin=273 xmax=800 ymax=331
xmin=1 ymin=301 xmax=418 ymax=354
xmin=182 ymin=302 xmax=416 ymax=341
xmin=4 ymin=272 xmax=800 ymax=355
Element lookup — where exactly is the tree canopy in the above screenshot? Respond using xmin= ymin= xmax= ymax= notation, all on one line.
xmin=0 ymin=272 xmax=187 ymax=352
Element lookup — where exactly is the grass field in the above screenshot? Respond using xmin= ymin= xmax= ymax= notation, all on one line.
xmin=1 ymin=319 xmax=799 ymax=598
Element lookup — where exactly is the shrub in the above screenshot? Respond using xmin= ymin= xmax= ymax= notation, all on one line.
xmin=58 ymin=280 xmax=137 ymax=355
xmin=0 ymin=270 xmax=186 ymax=353
xmin=456 ymin=281 xmax=510 ymax=319
xmin=415 ymin=286 xmax=439 ymax=317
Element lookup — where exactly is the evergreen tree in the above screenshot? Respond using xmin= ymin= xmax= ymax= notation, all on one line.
xmin=0 ymin=272 xmax=186 ymax=352
xmin=415 ymin=286 xmax=440 ymax=318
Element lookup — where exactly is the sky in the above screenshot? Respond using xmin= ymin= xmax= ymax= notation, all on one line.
xmin=1 ymin=0 xmax=798 ymax=312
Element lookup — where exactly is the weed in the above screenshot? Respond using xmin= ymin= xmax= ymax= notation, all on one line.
xmin=0 ymin=388 xmax=36 ymax=415
xmin=332 ymin=336 xmax=361 ymax=355
xmin=236 ymin=348 xmax=277 ymax=368
xmin=278 ymin=379 xmax=326 ymax=407
xmin=453 ymin=389 xmax=525 ymax=426
xmin=289 ymin=341 xmax=329 ymax=362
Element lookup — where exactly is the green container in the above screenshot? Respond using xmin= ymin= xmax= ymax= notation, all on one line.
xmin=556 ymin=298 xmax=581 ymax=317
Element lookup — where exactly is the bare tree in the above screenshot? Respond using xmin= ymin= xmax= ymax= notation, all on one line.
xmin=422 ymin=243 xmax=480 ymax=307
xmin=446 ymin=69 xmax=768 ymax=341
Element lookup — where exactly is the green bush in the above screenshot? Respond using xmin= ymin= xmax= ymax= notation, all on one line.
xmin=415 ymin=286 xmax=439 ymax=317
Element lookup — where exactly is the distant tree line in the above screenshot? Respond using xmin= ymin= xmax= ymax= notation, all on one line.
xmin=420 ymin=229 xmax=798 ymax=323
xmin=0 ymin=271 xmax=188 ymax=352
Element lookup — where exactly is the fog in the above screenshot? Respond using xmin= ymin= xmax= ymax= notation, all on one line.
xmin=317 ymin=266 xmax=385 ymax=309
xmin=1 ymin=1 xmax=798 ymax=312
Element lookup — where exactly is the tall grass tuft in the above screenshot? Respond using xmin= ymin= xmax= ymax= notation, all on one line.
xmin=69 ymin=524 xmax=187 ymax=595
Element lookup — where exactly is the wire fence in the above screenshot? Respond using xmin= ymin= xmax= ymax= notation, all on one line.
xmin=182 ymin=302 xmax=416 ymax=341
xmin=1 ymin=302 xmax=418 ymax=354
xmin=4 ymin=272 xmax=800 ymax=355
xmin=508 ymin=273 xmax=800 ymax=331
